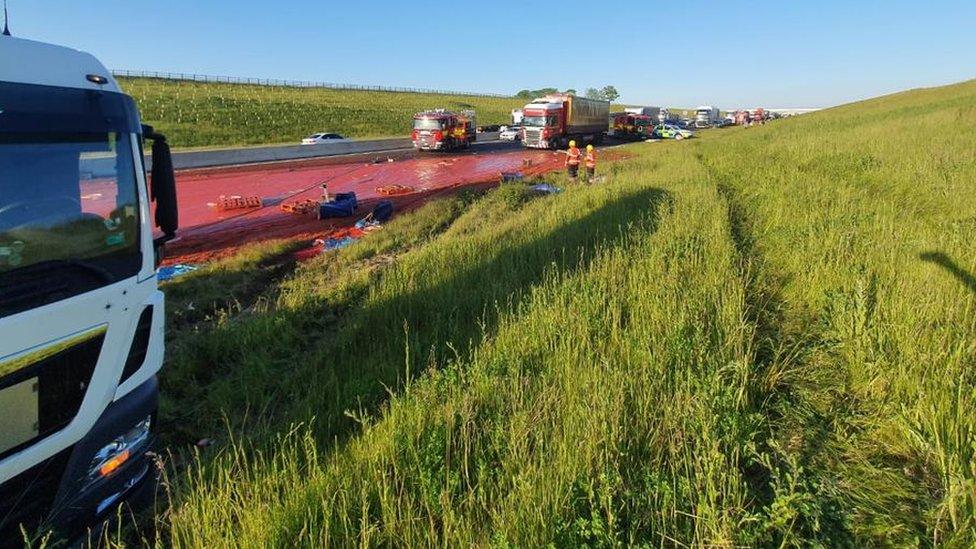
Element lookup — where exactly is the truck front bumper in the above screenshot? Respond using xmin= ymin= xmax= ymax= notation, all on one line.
xmin=0 ymin=376 xmax=160 ymax=545
xmin=51 ymin=375 xmax=159 ymax=539
xmin=521 ymin=139 xmax=549 ymax=149
xmin=413 ymin=140 xmax=444 ymax=150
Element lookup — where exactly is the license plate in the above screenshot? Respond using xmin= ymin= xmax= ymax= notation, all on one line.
xmin=0 ymin=378 xmax=39 ymax=454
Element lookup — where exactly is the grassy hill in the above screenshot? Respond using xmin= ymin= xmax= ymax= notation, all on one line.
xmin=118 ymin=77 xmax=526 ymax=148
xmin=115 ymin=80 xmax=976 ymax=546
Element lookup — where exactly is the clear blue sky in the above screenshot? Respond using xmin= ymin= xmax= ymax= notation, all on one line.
xmin=10 ymin=0 xmax=975 ymax=108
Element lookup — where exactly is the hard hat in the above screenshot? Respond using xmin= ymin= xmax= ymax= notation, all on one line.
xmin=586 ymin=144 xmax=594 ymax=151
xmin=568 ymin=140 xmax=576 ymax=147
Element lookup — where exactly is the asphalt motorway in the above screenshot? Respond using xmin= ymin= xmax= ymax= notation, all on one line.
xmin=166 ymin=132 xmax=501 ymax=171
xmin=167 ymin=131 xmax=637 ymax=173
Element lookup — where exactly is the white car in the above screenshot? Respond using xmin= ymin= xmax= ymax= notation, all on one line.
xmin=499 ymin=126 xmax=522 ymax=141
xmin=301 ymin=132 xmax=347 ymax=145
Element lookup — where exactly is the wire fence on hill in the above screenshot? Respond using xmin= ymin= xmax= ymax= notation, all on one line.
xmin=112 ymin=70 xmax=513 ymax=98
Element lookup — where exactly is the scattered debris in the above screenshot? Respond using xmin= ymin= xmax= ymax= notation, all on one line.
xmin=314 ymin=227 xmax=367 ymax=251
xmin=322 ymin=236 xmax=358 ymax=250
xmin=215 ymin=195 xmax=262 ymax=211
xmin=280 ymin=198 xmax=320 ymax=214
xmin=157 ymin=263 xmax=198 ymax=281
xmin=165 ymin=142 xmax=590 ymax=263
xmin=318 ymin=192 xmax=358 ymax=219
xmin=305 ymin=200 xmax=395 ymax=257
xmin=530 ymin=183 xmax=562 ymax=194
xmin=500 ymin=171 xmax=524 ymax=183
xmin=376 ymin=184 xmax=414 ymax=196
xmin=369 ymin=200 xmax=394 ymax=223
xmin=196 ymin=438 xmax=215 ymax=448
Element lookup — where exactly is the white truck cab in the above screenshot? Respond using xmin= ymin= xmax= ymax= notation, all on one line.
xmin=0 ymin=35 xmax=178 ymax=543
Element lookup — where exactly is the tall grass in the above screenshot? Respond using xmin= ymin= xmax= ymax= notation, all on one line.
xmin=143 ymin=79 xmax=975 ymax=546
xmin=691 ymin=79 xmax=976 ymax=545
xmin=118 ymin=77 xmax=526 ymax=148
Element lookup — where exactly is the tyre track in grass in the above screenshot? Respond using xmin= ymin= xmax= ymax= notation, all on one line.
xmin=696 ymin=149 xmax=855 ymax=545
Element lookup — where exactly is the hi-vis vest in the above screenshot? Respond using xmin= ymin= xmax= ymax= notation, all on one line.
xmin=567 ymin=147 xmax=581 ymax=165
xmin=585 ymin=151 xmax=596 ymax=168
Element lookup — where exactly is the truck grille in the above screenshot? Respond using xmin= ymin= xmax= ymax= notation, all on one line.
xmin=523 ymin=128 xmax=543 ymax=147
xmin=0 ymin=328 xmax=105 ymax=461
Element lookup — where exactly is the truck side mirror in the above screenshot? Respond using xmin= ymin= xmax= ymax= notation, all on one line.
xmin=142 ymin=125 xmax=178 ymax=257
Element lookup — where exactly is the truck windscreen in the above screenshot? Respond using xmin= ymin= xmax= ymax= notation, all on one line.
xmin=522 ymin=115 xmax=558 ymax=127
xmin=413 ymin=118 xmax=444 ymax=130
xmin=0 ymin=83 xmax=143 ymax=318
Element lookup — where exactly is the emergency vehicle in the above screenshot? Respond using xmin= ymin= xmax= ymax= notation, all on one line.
xmin=411 ymin=109 xmax=476 ymax=151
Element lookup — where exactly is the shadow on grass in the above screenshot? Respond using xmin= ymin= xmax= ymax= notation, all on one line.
xmin=164 ymin=186 xmax=669 ymax=453
xmin=294 ymin=186 xmax=669 ymax=444
xmin=920 ymin=251 xmax=976 ymax=294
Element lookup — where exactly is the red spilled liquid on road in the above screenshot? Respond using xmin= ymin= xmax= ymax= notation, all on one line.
xmin=164 ymin=147 xmax=568 ymax=263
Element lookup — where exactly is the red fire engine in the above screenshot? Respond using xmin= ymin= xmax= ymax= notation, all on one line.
xmin=411 ymin=109 xmax=477 ymax=151
xmin=750 ymin=108 xmax=767 ymax=125
xmin=611 ymin=112 xmax=654 ymax=140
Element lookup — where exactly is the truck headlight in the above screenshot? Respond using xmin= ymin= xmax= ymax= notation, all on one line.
xmin=87 ymin=416 xmax=152 ymax=482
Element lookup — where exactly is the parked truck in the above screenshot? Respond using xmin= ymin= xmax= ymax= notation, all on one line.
xmin=624 ymin=106 xmax=661 ymax=120
xmin=0 ymin=35 xmax=179 ymax=543
xmin=694 ymin=105 xmax=722 ymax=128
xmin=521 ymin=94 xmax=610 ymax=149
xmin=411 ymin=109 xmax=476 ymax=151
xmin=750 ymin=108 xmax=767 ymax=125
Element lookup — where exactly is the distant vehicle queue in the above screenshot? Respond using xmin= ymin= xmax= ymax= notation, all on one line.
xmin=306 ymin=96 xmax=784 ymax=151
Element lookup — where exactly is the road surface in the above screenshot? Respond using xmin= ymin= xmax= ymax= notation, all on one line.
xmin=154 ymin=132 xmax=502 ymax=171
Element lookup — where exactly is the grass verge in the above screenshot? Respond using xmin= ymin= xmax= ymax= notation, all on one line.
xmin=135 ymin=79 xmax=976 ymax=546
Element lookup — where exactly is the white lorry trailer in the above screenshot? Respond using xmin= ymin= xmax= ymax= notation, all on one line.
xmin=694 ymin=105 xmax=722 ymax=128
xmin=0 ymin=35 xmax=178 ymax=543
xmin=624 ymin=106 xmax=661 ymax=120
xmin=511 ymin=109 xmax=524 ymax=126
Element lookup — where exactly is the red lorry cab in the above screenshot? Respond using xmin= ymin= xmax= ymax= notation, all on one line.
xmin=521 ymin=94 xmax=609 ymax=150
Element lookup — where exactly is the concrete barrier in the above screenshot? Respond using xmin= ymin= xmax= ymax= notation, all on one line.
xmin=142 ymin=133 xmax=500 ymax=171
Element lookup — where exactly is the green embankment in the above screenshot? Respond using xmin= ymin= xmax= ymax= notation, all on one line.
xmin=118 ymin=77 xmax=526 ymax=148
xmin=135 ymin=80 xmax=974 ymax=546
